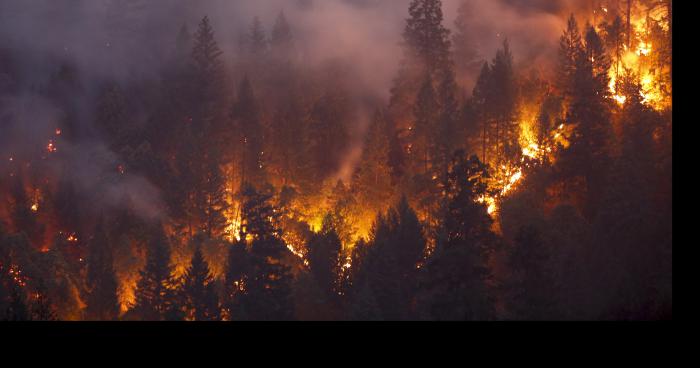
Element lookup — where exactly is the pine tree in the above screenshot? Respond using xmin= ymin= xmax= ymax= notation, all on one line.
xmin=200 ymin=148 xmax=229 ymax=239
xmin=584 ymin=25 xmax=612 ymax=99
xmin=271 ymin=11 xmax=294 ymax=60
xmin=192 ymin=16 xmax=224 ymax=94
xmin=307 ymin=215 xmax=343 ymax=301
xmin=350 ymin=198 xmax=426 ymax=320
xmin=560 ymin=25 xmax=613 ymax=218
xmin=307 ymin=88 xmax=352 ymax=180
xmin=239 ymin=184 xmax=279 ymax=242
xmin=181 ymin=244 xmax=220 ymax=321
xmin=84 ymin=220 xmax=120 ymax=321
xmin=557 ymin=14 xmax=584 ymax=105
xmin=232 ymin=185 xmax=294 ymax=320
xmin=412 ymin=73 xmax=439 ymax=174
xmin=434 ymin=67 xmax=460 ymax=184
xmin=389 ymin=0 xmax=452 ymax=149
xmin=490 ymin=39 xmax=518 ymax=164
xmin=269 ymin=89 xmax=311 ymax=189
xmin=587 ymin=70 xmax=669 ymax=319
xmin=505 ymin=225 xmax=559 ymax=320
xmin=223 ymin=240 xmax=249 ymax=318
xmin=181 ymin=15 xmax=229 ymax=239
xmin=232 ymin=77 xmax=266 ymax=187
xmin=191 ymin=15 xmax=226 ymax=137
xmin=248 ymin=16 xmax=268 ymax=57
xmin=352 ymin=110 xmax=393 ymax=214
xmin=417 ymin=152 xmax=496 ymax=320
xmin=601 ymin=16 xmax=625 ymax=78
xmin=403 ymin=0 xmax=451 ymax=75
xmin=472 ymin=61 xmax=493 ymax=163
xmin=132 ymin=225 xmax=180 ymax=321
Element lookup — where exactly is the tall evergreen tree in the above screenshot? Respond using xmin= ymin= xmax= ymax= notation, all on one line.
xmin=559 ymin=24 xmax=613 ymax=218
xmin=181 ymin=244 xmax=220 ymax=321
xmin=232 ymin=77 xmax=266 ymax=187
xmin=223 ymin=240 xmax=250 ymax=318
xmin=489 ymin=39 xmax=518 ymax=164
xmin=232 ymin=185 xmax=294 ymax=320
xmin=350 ymin=197 xmax=426 ymax=320
xmin=132 ymin=225 xmax=180 ymax=321
xmin=389 ymin=0 xmax=452 ymax=154
xmin=307 ymin=216 xmax=343 ymax=301
xmin=352 ymin=110 xmax=394 ymax=214
xmin=412 ymin=73 xmax=439 ymax=175
xmin=557 ymin=14 xmax=584 ymax=105
xmin=248 ymin=16 xmax=268 ymax=57
xmin=271 ymin=11 xmax=294 ymax=60
xmin=84 ymin=219 xmax=120 ymax=321
xmin=307 ymin=88 xmax=352 ymax=180
xmin=417 ymin=152 xmax=496 ymax=320
xmin=403 ymin=0 xmax=452 ymax=75
xmin=505 ymin=225 xmax=559 ymax=320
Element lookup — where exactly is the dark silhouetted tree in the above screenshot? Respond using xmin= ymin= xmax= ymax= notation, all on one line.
xmin=181 ymin=244 xmax=220 ymax=321
xmin=84 ymin=220 xmax=120 ymax=321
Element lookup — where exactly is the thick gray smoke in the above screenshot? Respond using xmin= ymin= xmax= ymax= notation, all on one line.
xmin=0 ymin=0 xmax=583 ymax=206
xmin=1 ymin=0 xmax=582 ymax=98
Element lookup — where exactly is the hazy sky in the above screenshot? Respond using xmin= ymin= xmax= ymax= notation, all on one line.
xmin=0 ymin=0 xmax=586 ymax=97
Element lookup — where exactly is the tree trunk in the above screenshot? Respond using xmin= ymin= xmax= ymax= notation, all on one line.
xmin=627 ymin=0 xmax=632 ymax=47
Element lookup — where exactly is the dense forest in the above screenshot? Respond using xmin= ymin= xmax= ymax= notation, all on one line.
xmin=0 ymin=0 xmax=671 ymax=321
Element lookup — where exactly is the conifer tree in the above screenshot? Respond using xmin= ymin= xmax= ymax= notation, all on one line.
xmin=412 ymin=73 xmax=439 ymax=174
xmin=417 ymin=152 xmax=496 ymax=320
xmin=389 ymin=0 xmax=452 ymax=155
xmin=132 ymin=225 xmax=180 ymax=320
xmin=232 ymin=77 xmax=266 ymax=187
xmin=353 ymin=110 xmax=393 ymax=213
xmin=489 ymin=39 xmax=518 ymax=163
xmin=223 ymin=240 xmax=249 ymax=318
xmin=307 ymin=215 xmax=343 ymax=301
xmin=350 ymin=198 xmax=426 ymax=320
xmin=505 ymin=225 xmax=559 ymax=320
xmin=271 ymin=11 xmax=294 ymax=60
xmin=232 ymin=185 xmax=294 ymax=320
xmin=248 ymin=16 xmax=268 ymax=57
xmin=181 ymin=244 xmax=220 ymax=321
xmin=558 ymin=14 xmax=584 ymax=104
xmin=403 ymin=0 xmax=451 ymax=75
xmin=85 ymin=220 xmax=120 ymax=321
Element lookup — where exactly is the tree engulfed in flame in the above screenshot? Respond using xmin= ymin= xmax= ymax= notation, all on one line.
xmin=478 ymin=121 xmax=568 ymax=217
xmin=605 ymin=4 xmax=670 ymax=110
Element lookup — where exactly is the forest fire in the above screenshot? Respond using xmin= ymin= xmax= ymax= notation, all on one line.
xmin=602 ymin=2 xmax=670 ymax=110
xmin=0 ymin=0 xmax=671 ymax=322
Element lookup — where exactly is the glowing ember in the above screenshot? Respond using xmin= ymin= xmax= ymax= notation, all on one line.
xmin=46 ymin=140 xmax=57 ymax=153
